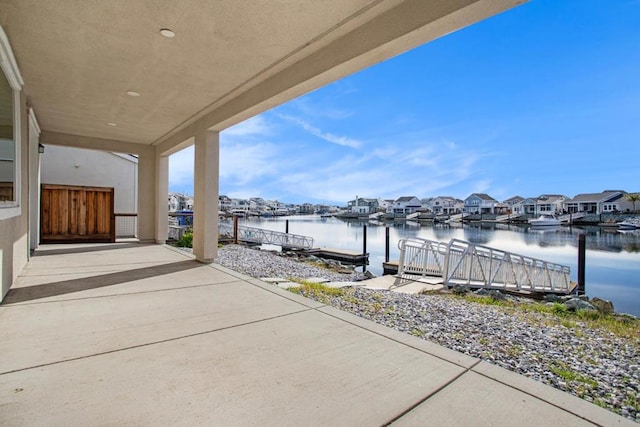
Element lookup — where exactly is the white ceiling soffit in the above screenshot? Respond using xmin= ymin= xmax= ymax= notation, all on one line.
xmin=0 ymin=0 xmax=525 ymax=150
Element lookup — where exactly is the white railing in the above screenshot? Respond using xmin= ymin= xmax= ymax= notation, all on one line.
xmin=397 ymin=237 xmax=448 ymax=277
xmin=397 ymin=237 xmax=572 ymax=293
xmin=219 ymin=223 xmax=314 ymax=249
xmin=115 ymin=213 xmax=137 ymax=238
xmin=558 ymin=212 xmax=586 ymax=223
xmin=445 ymin=213 xmax=468 ymax=223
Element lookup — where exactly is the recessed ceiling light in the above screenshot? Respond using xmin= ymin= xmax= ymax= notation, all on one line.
xmin=107 ymin=122 xmax=117 ymax=127
xmin=126 ymin=91 xmax=140 ymax=97
xmin=160 ymin=28 xmax=176 ymax=38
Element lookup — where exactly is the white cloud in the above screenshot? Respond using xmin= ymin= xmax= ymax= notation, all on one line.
xmin=278 ymin=114 xmax=362 ymax=148
xmin=270 ymin=138 xmax=487 ymax=203
xmin=220 ymin=142 xmax=280 ymax=185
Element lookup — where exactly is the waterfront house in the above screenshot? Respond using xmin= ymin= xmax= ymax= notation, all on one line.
xmin=503 ymin=196 xmax=524 ymax=213
xmin=512 ymin=197 xmax=537 ymax=215
xmin=428 ymin=196 xmax=462 ymax=215
xmin=564 ymin=190 xmax=631 ymax=214
xmin=347 ymin=197 xmax=379 ymax=215
xmin=390 ymin=196 xmax=422 ymax=215
xmin=377 ymin=199 xmax=394 ymax=212
xmin=536 ymin=194 xmax=566 ymax=215
xmin=420 ymin=197 xmax=434 ymax=212
xmin=463 ymin=193 xmax=499 ymax=214
xmin=218 ymin=195 xmax=232 ymax=213
xmin=168 ymin=193 xmax=193 ymax=212
xmin=299 ymin=203 xmax=314 ymax=214
xmin=229 ymin=198 xmax=250 ymax=215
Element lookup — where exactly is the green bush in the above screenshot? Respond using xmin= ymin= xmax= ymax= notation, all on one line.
xmin=551 ymin=302 xmax=568 ymax=315
xmin=176 ymin=230 xmax=193 ymax=248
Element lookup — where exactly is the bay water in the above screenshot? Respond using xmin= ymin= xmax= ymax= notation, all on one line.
xmin=240 ymin=215 xmax=640 ymax=317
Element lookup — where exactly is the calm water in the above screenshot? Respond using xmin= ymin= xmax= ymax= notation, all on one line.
xmin=239 ymin=215 xmax=640 ymax=317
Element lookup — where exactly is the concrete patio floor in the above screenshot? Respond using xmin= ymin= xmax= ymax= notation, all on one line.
xmin=0 ymin=243 xmax=633 ymax=426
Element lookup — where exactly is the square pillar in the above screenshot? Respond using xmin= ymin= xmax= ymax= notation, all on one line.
xmin=193 ymin=129 xmax=219 ymax=263
xmin=155 ymin=154 xmax=169 ymax=244
xmin=137 ymin=146 xmax=167 ymax=243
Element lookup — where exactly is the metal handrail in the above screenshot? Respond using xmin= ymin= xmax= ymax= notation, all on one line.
xmin=397 ymin=237 xmax=448 ymax=278
xmin=219 ymin=223 xmax=314 ymax=249
xmin=397 ymin=237 xmax=572 ymax=293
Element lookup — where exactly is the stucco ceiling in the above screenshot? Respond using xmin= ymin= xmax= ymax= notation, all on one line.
xmin=0 ymin=0 xmax=524 ymax=151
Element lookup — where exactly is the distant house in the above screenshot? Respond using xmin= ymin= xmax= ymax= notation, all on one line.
xmin=463 ymin=193 xmax=499 ymax=214
xmin=347 ymin=197 xmax=379 ymax=215
xmin=420 ymin=197 xmax=434 ymax=212
xmin=536 ymin=194 xmax=567 ymax=215
xmin=503 ymin=196 xmax=524 ymax=211
xmin=218 ymin=195 xmax=232 ymax=212
xmin=299 ymin=203 xmax=314 ymax=214
xmin=377 ymin=199 xmax=394 ymax=212
xmin=390 ymin=196 xmax=422 ymax=215
xmin=512 ymin=197 xmax=537 ymax=215
xmin=564 ymin=190 xmax=631 ymax=214
xmin=230 ymin=198 xmax=249 ymax=213
xmin=429 ymin=196 xmax=462 ymax=214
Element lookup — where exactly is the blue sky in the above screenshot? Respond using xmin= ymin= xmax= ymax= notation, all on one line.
xmin=169 ymin=0 xmax=640 ymax=205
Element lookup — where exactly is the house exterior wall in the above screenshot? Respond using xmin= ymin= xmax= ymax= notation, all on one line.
xmin=41 ymin=146 xmax=138 ymax=213
xmin=0 ymin=90 xmax=28 ymax=301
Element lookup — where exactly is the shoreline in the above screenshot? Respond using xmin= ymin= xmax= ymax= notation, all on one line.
xmin=182 ymin=244 xmax=639 ymax=422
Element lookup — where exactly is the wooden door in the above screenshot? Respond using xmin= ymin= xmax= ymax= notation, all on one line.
xmin=41 ymin=184 xmax=115 ymax=243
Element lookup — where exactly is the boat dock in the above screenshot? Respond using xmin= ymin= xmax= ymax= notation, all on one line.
xmin=383 ymin=260 xmax=399 ymax=275
xmin=306 ymin=248 xmax=369 ymax=266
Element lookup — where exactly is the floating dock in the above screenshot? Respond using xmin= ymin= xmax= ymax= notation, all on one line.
xmin=306 ymin=248 xmax=368 ymax=265
xmin=382 ymin=260 xmax=399 ymax=275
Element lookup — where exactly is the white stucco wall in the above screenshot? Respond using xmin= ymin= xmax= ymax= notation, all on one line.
xmin=41 ymin=146 xmax=138 ymax=213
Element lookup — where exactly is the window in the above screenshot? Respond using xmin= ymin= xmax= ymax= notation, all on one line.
xmin=0 ymin=25 xmax=23 ymax=218
xmin=0 ymin=63 xmax=14 ymax=203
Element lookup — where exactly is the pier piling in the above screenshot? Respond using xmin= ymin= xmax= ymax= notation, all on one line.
xmin=578 ymin=234 xmax=586 ymax=295
xmin=385 ymin=227 xmax=390 ymax=263
xmin=362 ymin=225 xmax=367 ymax=272
xmin=233 ymin=216 xmax=239 ymax=244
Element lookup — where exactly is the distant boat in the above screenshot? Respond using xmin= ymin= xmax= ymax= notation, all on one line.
xmin=618 ymin=218 xmax=640 ymax=230
xmin=529 ymin=215 xmax=561 ymax=226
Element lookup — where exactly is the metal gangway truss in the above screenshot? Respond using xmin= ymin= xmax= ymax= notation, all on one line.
xmin=397 ymin=237 xmax=573 ymax=294
xmin=219 ymin=223 xmax=314 ymax=250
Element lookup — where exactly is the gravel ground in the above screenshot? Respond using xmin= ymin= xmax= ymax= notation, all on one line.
xmin=180 ymin=244 xmax=639 ymax=422
xmin=213 ymin=244 xmax=368 ymax=282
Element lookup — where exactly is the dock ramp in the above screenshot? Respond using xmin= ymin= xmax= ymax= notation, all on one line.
xmin=397 ymin=237 xmax=572 ymax=294
xmin=219 ymin=223 xmax=314 ymax=249
xmin=495 ymin=213 xmax=525 ymax=222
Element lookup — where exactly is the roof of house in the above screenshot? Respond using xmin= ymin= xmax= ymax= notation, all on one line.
xmin=567 ymin=190 xmax=625 ymax=203
xmin=467 ymin=193 xmax=497 ymax=202
xmin=395 ymin=196 xmax=418 ymax=202
xmin=536 ymin=194 xmax=567 ymax=203
xmin=503 ymin=196 xmax=524 ymax=204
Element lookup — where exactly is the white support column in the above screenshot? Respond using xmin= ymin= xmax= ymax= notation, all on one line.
xmin=137 ymin=147 xmax=157 ymax=243
xmin=193 ymin=129 xmax=219 ymax=263
xmin=155 ymin=154 xmax=169 ymax=244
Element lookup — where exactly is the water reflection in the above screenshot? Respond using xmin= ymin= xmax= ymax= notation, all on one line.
xmin=241 ymin=216 xmax=640 ymax=316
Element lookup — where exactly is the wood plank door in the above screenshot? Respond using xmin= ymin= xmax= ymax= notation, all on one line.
xmin=41 ymin=184 xmax=115 ymax=243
